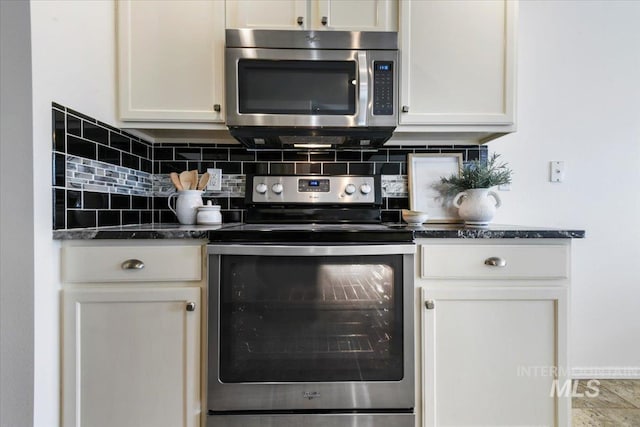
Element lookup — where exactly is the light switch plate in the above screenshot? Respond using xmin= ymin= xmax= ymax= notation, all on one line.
xmin=206 ymin=168 xmax=222 ymax=191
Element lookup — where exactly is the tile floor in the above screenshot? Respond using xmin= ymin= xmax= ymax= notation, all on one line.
xmin=572 ymin=380 xmax=640 ymax=426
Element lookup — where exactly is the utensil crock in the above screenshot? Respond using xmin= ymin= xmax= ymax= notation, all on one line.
xmin=168 ymin=190 xmax=203 ymax=225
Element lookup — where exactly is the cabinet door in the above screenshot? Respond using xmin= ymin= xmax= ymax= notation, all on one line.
xmin=62 ymin=287 xmax=201 ymax=427
xmin=315 ymin=0 xmax=397 ymax=31
xmin=399 ymin=0 xmax=516 ymax=128
xmin=422 ymin=287 xmax=569 ymax=427
xmin=226 ymin=0 xmax=308 ymax=30
xmin=117 ymin=0 xmax=225 ymax=122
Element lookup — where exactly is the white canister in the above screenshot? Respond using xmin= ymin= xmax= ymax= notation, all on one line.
xmin=168 ymin=190 xmax=204 ymax=225
xmin=196 ymin=200 xmax=222 ymax=225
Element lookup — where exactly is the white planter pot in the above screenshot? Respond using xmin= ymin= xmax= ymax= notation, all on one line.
xmin=453 ymin=188 xmax=501 ymax=226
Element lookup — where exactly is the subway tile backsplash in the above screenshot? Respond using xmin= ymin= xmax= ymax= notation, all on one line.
xmin=51 ymin=103 xmax=487 ymax=228
xmin=52 ymin=103 xmax=153 ymax=229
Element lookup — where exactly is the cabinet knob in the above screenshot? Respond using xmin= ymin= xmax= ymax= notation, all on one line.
xmin=484 ymin=257 xmax=507 ymax=267
xmin=425 ymin=300 xmax=435 ymax=310
xmin=321 ymin=16 xmax=328 ymax=26
xmin=186 ymin=302 xmax=196 ymax=312
xmin=213 ymin=104 xmax=221 ymax=112
xmin=402 ymin=105 xmax=409 ymax=113
xmin=297 ymin=16 xmax=304 ymax=26
xmin=121 ymin=259 xmax=145 ymax=270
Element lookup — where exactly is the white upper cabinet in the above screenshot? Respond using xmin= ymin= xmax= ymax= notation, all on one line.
xmin=117 ymin=0 xmax=225 ymax=123
xmin=226 ymin=0 xmax=397 ymax=31
xmin=226 ymin=0 xmax=308 ymax=30
xmin=397 ymin=0 xmax=517 ymax=141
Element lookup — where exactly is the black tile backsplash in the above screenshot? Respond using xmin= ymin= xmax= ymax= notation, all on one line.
xmin=110 ymin=132 xmax=131 ymax=151
xmin=52 ymin=103 xmax=153 ymax=230
xmin=323 ymin=163 xmax=348 ymax=175
xmin=269 ymin=163 xmax=295 ymax=174
xmin=52 ymin=103 xmax=487 ymax=230
xmin=83 ymin=191 xmax=108 ymax=210
xmin=53 ymin=110 xmax=65 ymax=152
xmin=110 ymin=194 xmax=130 ymax=210
xmin=67 ymin=135 xmax=96 ymax=159
xmin=66 ymin=115 xmax=81 ymax=137
xmin=98 ymin=210 xmax=120 ymax=227
xmin=97 ymin=145 xmax=120 ymax=165
xmin=83 ymin=122 xmax=109 ymax=145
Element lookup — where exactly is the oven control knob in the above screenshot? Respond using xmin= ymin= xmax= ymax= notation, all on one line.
xmin=256 ymin=183 xmax=268 ymax=194
xmin=344 ymin=184 xmax=356 ymax=195
xmin=360 ymin=183 xmax=372 ymax=195
xmin=271 ymin=183 xmax=284 ymax=194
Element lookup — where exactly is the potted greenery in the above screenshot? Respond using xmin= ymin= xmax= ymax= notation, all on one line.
xmin=439 ymin=153 xmax=513 ymax=226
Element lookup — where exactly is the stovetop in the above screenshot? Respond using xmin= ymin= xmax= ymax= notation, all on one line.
xmin=207 ymin=222 xmax=414 ymax=243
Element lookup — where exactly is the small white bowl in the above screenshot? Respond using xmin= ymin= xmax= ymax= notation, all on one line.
xmin=402 ymin=209 xmax=429 ymax=225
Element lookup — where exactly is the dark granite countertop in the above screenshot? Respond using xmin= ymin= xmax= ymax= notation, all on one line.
xmin=53 ymin=223 xmax=585 ymax=241
xmin=407 ymin=224 xmax=585 ymax=239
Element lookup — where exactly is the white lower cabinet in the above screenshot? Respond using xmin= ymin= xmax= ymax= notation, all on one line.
xmin=61 ymin=241 xmax=204 ymax=427
xmin=417 ymin=240 xmax=571 ymax=427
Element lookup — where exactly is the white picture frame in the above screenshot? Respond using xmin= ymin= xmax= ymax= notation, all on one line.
xmin=407 ymin=153 xmax=463 ymax=223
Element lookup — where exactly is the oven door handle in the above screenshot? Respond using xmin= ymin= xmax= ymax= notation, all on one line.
xmin=207 ymin=244 xmax=415 ymax=256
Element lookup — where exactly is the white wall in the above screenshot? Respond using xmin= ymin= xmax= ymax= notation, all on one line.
xmin=1 ymin=1 xmax=35 ymax=426
xmin=30 ymin=1 xmax=117 ymax=425
xmin=489 ymin=0 xmax=640 ymax=377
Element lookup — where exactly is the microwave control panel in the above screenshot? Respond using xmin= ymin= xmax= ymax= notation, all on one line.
xmin=373 ymin=61 xmax=394 ymax=116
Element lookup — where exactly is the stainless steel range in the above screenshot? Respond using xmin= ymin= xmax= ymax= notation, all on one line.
xmin=207 ymin=175 xmax=415 ymax=427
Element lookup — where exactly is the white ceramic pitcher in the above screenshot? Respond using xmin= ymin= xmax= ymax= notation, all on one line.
xmin=168 ymin=190 xmax=203 ymax=225
xmin=453 ymin=188 xmax=501 ymax=226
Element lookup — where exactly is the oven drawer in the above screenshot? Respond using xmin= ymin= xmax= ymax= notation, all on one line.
xmin=420 ymin=243 xmax=569 ymax=280
xmin=208 ymin=413 xmax=415 ymax=427
xmin=62 ymin=241 xmax=203 ymax=283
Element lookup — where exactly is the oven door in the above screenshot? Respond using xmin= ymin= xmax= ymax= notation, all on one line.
xmin=207 ymin=244 xmax=415 ymax=412
xmin=225 ymin=48 xmax=397 ymax=129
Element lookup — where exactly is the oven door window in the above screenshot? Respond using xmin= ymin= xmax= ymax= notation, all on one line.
xmin=219 ymin=255 xmax=403 ymax=382
xmin=237 ymin=59 xmax=357 ymax=115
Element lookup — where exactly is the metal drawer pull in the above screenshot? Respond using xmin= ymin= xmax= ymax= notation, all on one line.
xmin=425 ymin=300 xmax=435 ymax=310
xmin=321 ymin=16 xmax=328 ymax=26
xmin=186 ymin=302 xmax=196 ymax=312
xmin=213 ymin=104 xmax=221 ymax=112
xmin=297 ymin=16 xmax=304 ymax=26
xmin=121 ymin=259 xmax=145 ymax=270
xmin=484 ymin=257 xmax=506 ymax=267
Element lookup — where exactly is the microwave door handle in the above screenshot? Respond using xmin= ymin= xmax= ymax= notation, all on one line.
xmin=356 ymin=51 xmax=369 ymax=126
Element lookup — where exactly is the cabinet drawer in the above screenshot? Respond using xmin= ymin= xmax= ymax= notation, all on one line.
xmin=62 ymin=244 xmax=202 ymax=283
xmin=420 ymin=244 xmax=569 ymax=279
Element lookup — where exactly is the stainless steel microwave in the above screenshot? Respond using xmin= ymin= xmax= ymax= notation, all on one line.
xmin=225 ymin=29 xmax=398 ymax=149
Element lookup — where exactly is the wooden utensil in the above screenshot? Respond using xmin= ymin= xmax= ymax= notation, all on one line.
xmin=197 ymin=172 xmax=210 ymax=190
xmin=179 ymin=171 xmax=193 ymax=190
xmin=191 ymin=170 xmax=199 ymax=191
xmin=169 ymin=172 xmax=183 ymax=190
